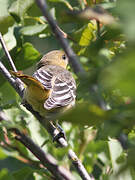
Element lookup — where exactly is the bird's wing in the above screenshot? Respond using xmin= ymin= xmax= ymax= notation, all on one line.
xmin=44 ymin=73 xmax=76 ymax=110
xmin=33 ymin=68 xmax=53 ymax=90
xmin=10 ymin=70 xmax=45 ymax=89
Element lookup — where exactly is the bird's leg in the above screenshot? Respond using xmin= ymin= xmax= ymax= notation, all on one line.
xmin=52 ymin=120 xmax=66 ymax=142
xmin=57 ymin=123 xmax=66 ymax=139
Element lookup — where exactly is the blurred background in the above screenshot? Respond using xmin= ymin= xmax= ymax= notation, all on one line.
xmin=0 ymin=0 xmax=135 ymax=179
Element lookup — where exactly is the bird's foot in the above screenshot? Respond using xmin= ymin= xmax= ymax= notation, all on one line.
xmin=53 ymin=124 xmax=66 ymax=142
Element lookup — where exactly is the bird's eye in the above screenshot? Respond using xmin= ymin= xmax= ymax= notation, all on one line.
xmin=62 ymin=54 xmax=67 ymax=60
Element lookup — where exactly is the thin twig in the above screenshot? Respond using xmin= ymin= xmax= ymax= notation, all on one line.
xmin=0 ymin=33 xmax=24 ymax=91
xmin=35 ymin=0 xmax=85 ymax=76
xmin=23 ymin=102 xmax=68 ymax=147
xmin=10 ymin=128 xmax=74 ymax=180
xmin=0 ymin=33 xmax=17 ymax=72
xmin=68 ymin=150 xmax=91 ymax=180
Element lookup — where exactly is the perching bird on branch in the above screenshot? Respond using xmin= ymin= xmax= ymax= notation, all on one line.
xmin=10 ymin=50 xmax=76 ymax=120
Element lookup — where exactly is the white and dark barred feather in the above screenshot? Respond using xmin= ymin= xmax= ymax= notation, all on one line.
xmin=44 ymin=76 xmax=76 ymax=110
xmin=33 ymin=69 xmax=53 ymax=89
xmin=33 ymin=65 xmax=76 ymax=110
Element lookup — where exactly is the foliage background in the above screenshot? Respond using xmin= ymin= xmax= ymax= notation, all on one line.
xmin=0 ymin=0 xmax=135 ymax=179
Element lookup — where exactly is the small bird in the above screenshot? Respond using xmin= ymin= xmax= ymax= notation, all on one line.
xmin=10 ymin=50 xmax=76 ymax=120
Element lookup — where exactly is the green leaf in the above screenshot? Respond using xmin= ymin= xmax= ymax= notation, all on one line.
xmin=0 ymin=0 xmax=14 ymax=34
xmin=14 ymin=42 xmax=41 ymax=69
xmin=1 ymin=26 xmax=17 ymax=51
xmin=20 ymin=24 xmax=48 ymax=36
xmin=108 ymin=138 xmax=123 ymax=172
xmin=71 ymin=23 xmax=96 ymax=46
xmin=27 ymin=3 xmax=42 ymax=17
xmin=9 ymin=0 xmax=34 ymax=22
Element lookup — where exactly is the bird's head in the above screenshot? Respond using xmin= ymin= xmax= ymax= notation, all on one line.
xmin=37 ymin=50 xmax=68 ymax=69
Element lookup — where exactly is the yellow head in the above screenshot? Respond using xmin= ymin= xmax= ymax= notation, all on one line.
xmin=37 ymin=50 xmax=68 ymax=69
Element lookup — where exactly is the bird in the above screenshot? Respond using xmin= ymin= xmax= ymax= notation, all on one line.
xmin=10 ymin=50 xmax=76 ymax=121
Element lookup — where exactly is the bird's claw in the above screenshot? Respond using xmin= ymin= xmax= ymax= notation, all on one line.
xmin=53 ymin=128 xmax=66 ymax=142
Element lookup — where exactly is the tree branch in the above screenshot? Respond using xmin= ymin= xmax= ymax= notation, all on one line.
xmin=10 ymin=128 xmax=74 ymax=180
xmin=35 ymin=0 xmax=85 ymax=76
xmin=23 ymin=102 xmax=68 ymax=147
xmin=0 ymin=61 xmax=24 ymax=98
xmin=68 ymin=150 xmax=92 ymax=180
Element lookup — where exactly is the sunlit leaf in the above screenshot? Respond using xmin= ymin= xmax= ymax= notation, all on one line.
xmin=71 ymin=23 xmax=96 ymax=46
xmin=14 ymin=42 xmax=41 ymax=69
xmin=20 ymin=24 xmax=48 ymax=36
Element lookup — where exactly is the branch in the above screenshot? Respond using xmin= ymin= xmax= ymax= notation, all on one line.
xmin=0 ymin=33 xmax=17 ymax=72
xmin=0 ymin=61 xmax=24 ymax=98
xmin=10 ymin=128 xmax=74 ymax=180
xmin=68 ymin=150 xmax=92 ymax=180
xmin=35 ymin=0 xmax=85 ymax=76
xmin=23 ymin=102 xmax=68 ymax=147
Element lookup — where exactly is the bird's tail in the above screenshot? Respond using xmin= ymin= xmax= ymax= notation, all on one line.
xmin=10 ymin=70 xmax=44 ymax=90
